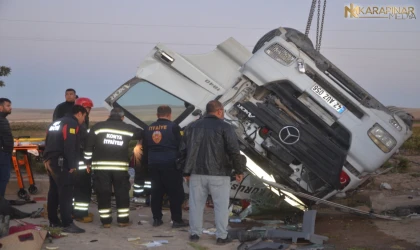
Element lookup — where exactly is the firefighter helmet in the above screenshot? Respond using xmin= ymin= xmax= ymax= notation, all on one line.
xmin=75 ymin=97 xmax=94 ymax=108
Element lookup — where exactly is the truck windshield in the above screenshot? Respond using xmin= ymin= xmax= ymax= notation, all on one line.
xmin=115 ymin=80 xmax=187 ymax=125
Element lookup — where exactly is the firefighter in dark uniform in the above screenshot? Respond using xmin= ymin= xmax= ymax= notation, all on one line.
xmin=72 ymin=97 xmax=95 ymax=223
xmin=43 ymin=105 xmax=87 ymax=234
xmin=142 ymin=105 xmax=188 ymax=228
xmin=84 ymin=108 xmax=143 ymax=228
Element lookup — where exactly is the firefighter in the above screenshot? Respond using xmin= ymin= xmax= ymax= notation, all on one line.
xmin=131 ymin=143 xmax=152 ymax=205
xmin=72 ymin=97 xmax=94 ymax=223
xmin=43 ymin=105 xmax=87 ymax=233
xmin=142 ymin=105 xmax=188 ymax=228
xmin=84 ymin=108 xmax=142 ymax=228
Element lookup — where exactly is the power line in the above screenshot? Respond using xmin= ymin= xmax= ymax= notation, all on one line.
xmin=1 ymin=36 xmax=420 ymax=52
xmin=1 ymin=18 xmax=420 ymax=33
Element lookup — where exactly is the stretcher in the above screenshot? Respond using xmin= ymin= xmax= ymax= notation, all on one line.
xmin=12 ymin=137 xmax=45 ymax=199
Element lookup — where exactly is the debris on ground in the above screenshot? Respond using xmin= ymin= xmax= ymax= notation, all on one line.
xmin=141 ymin=240 xmax=169 ymax=247
xmin=202 ymin=228 xmax=216 ymax=235
xmin=127 ymin=237 xmax=141 ymax=242
xmin=0 ymin=215 xmax=10 ymax=238
xmin=229 ymin=217 xmax=242 ymax=223
xmin=380 ymin=182 xmax=392 ymax=190
xmin=0 ymin=228 xmax=48 ymax=249
xmin=188 ymin=242 xmax=209 ymax=250
xmin=237 ymin=239 xmax=325 ymax=250
xmin=229 ymin=210 xmax=328 ymax=246
xmin=30 ymin=208 xmax=43 ymax=218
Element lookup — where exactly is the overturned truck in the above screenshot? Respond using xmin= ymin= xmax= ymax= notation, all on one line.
xmin=104 ymin=27 xmax=413 ymax=207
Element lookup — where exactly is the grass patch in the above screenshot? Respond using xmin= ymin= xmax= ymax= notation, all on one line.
xmin=10 ymin=122 xmax=101 ymax=138
xmin=187 ymin=242 xmax=209 ymax=250
xmin=10 ymin=122 xmax=50 ymax=138
xmin=382 ymin=160 xmax=394 ymax=168
xmin=381 ymin=157 xmax=410 ymax=174
xmin=400 ymin=127 xmax=420 ymax=155
xmin=394 ymin=156 xmax=410 ymax=173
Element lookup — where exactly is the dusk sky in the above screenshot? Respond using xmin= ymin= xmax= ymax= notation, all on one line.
xmin=0 ymin=0 xmax=419 ymax=109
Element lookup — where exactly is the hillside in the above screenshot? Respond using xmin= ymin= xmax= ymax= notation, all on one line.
xmin=7 ymin=105 xmax=186 ymax=123
xmin=7 ymin=106 xmax=420 ymax=123
xmin=7 ymin=107 xmax=111 ymax=122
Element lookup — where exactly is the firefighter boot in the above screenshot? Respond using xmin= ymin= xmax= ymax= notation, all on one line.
xmin=118 ymin=221 xmax=133 ymax=227
xmin=75 ymin=213 xmax=94 ymax=223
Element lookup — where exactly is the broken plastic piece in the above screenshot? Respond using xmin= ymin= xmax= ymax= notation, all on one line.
xmin=380 ymin=182 xmax=392 ymax=190
xmin=202 ymin=228 xmax=217 ymax=235
xmin=229 ymin=218 xmax=241 ymax=223
xmin=127 ymin=237 xmax=141 ymax=242
xmin=141 ymin=240 xmax=169 ymax=247
xmin=239 ymin=204 xmax=253 ymax=219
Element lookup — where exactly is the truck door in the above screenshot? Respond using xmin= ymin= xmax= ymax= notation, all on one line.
xmin=104 ymin=77 xmax=200 ymax=130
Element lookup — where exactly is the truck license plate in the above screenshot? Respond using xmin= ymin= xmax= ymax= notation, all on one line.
xmin=311 ymin=84 xmax=346 ymax=114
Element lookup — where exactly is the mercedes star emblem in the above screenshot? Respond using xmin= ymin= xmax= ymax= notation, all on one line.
xmin=279 ymin=126 xmax=300 ymax=145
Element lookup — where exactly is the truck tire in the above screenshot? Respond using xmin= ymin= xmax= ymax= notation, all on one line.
xmin=252 ymin=28 xmax=283 ymax=54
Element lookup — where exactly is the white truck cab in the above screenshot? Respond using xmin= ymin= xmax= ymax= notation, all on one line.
xmin=104 ymin=27 xmax=413 ymax=204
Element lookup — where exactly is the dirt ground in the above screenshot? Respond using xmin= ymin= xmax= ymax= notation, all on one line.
xmin=4 ymin=156 xmax=420 ymax=250
xmin=315 ymin=211 xmax=420 ymax=250
xmin=310 ymin=155 xmax=420 ymax=250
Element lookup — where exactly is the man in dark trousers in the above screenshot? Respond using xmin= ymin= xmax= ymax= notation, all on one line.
xmin=43 ymin=105 xmax=87 ymax=233
xmin=0 ymin=98 xmax=13 ymax=198
xmin=142 ymin=105 xmax=188 ymax=228
xmin=179 ymin=100 xmax=246 ymax=244
xmin=84 ymin=108 xmax=142 ymax=228
xmin=72 ymin=97 xmax=95 ymax=223
xmin=52 ymin=88 xmax=77 ymax=122
xmin=131 ymin=146 xmax=152 ymax=205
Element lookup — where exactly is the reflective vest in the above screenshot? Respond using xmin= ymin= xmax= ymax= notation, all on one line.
xmin=83 ymin=117 xmax=143 ymax=170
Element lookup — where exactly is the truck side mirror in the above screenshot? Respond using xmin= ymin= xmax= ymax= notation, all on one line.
xmin=192 ymin=109 xmax=202 ymax=117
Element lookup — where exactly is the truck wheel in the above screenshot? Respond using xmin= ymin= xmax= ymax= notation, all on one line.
xmin=252 ymin=28 xmax=283 ymax=54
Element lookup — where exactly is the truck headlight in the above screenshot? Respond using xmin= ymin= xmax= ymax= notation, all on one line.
xmin=368 ymin=123 xmax=397 ymax=153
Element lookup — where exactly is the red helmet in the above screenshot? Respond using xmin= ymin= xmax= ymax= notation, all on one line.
xmin=75 ymin=97 xmax=94 ymax=108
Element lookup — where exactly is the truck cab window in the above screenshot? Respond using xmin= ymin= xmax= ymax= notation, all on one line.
xmin=115 ymin=80 xmax=187 ymax=125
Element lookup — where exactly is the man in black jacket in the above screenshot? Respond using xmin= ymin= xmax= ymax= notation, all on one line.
xmin=52 ymin=88 xmax=77 ymax=122
xmin=179 ymin=100 xmax=245 ymax=245
xmin=0 ymin=98 xmax=13 ymax=197
xmin=43 ymin=105 xmax=87 ymax=234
